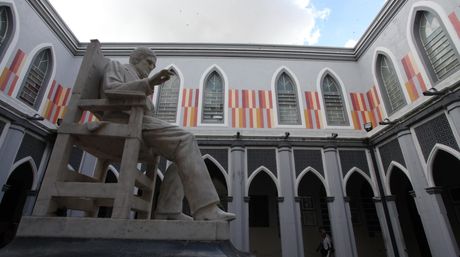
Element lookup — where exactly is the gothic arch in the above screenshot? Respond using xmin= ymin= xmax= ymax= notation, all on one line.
xmin=270 ymin=66 xmax=305 ymax=127
xmin=385 ymin=161 xmax=411 ymax=195
xmin=246 ymin=166 xmax=280 ymax=197
xmin=198 ymin=65 xmax=229 ymax=126
xmin=343 ymin=167 xmax=378 ymax=197
xmin=426 ymin=144 xmax=460 ymax=187
xmin=295 ymin=167 xmax=329 ymax=197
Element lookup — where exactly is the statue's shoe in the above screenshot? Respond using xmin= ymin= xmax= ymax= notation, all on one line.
xmin=155 ymin=212 xmax=193 ymax=221
xmin=194 ymin=205 xmax=236 ymax=221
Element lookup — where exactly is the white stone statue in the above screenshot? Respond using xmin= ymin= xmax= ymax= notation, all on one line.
xmin=101 ymin=47 xmax=235 ymax=221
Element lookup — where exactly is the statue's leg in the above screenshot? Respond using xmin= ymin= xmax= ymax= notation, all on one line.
xmin=155 ymin=163 xmax=184 ymax=214
xmin=143 ymin=122 xmax=219 ymax=214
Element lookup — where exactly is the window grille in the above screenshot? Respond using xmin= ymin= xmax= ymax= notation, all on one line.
xmin=202 ymin=71 xmax=224 ymax=123
xmin=18 ymin=48 xmax=52 ymax=109
xmin=322 ymin=75 xmax=349 ymax=126
xmin=155 ymin=70 xmax=180 ymax=123
xmin=276 ymin=73 xmax=300 ymax=125
xmin=377 ymin=54 xmax=406 ymax=115
xmin=0 ymin=6 xmax=12 ymax=59
xmin=418 ymin=11 xmax=460 ymax=81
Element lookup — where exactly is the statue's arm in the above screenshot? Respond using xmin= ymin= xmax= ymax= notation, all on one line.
xmin=102 ymin=61 xmax=153 ymax=96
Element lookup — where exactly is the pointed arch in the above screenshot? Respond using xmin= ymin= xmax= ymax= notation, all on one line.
xmin=198 ymin=65 xmax=228 ymax=126
xmin=202 ymin=153 xmax=230 ymax=194
xmin=271 ymin=66 xmax=305 ymax=127
xmin=105 ymin=165 xmax=119 ymax=182
xmin=385 ymin=161 xmax=411 ymax=195
xmin=316 ymin=68 xmax=351 ymax=127
xmin=154 ymin=64 xmax=183 ymax=124
xmin=427 ymin=144 xmax=460 ymax=187
xmin=246 ymin=166 xmax=280 ymax=197
xmin=0 ymin=0 xmax=19 ymax=70
xmin=373 ymin=49 xmax=408 ymax=116
xmin=343 ymin=167 xmax=378 ymax=197
xmin=408 ymin=2 xmax=460 ymax=85
xmin=9 ymin=157 xmax=37 ymax=190
xmin=15 ymin=44 xmax=56 ymax=111
xmin=295 ymin=167 xmax=329 ymax=197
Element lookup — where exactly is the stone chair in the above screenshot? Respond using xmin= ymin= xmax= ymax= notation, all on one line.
xmin=33 ymin=40 xmax=158 ymax=220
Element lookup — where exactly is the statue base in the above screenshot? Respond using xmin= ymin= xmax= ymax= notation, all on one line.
xmin=0 ymin=217 xmax=253 ymax=257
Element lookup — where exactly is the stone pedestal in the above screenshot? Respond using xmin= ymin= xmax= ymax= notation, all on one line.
xmin=0 ymin=217 xmax=253 ymax=257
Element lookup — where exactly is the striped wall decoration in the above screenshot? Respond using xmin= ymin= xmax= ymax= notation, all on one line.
xmin=449 ymin=7 xmax=460 ymax=38
xmin=181 ymin=88 xmax=199 ymax=127
xmin=79 ymin=111 xmax=98 ymax=124
xmin=304 ymin=91 xmax=322 ymax=129
xmin=0 ymin=49 xmax=26 ymax=96
xmin=228 ymin=89 xmax=274 ymax=128
xmin=401 ymin=53 xmax=427 ymax=102
xmin=350 ymin=86 xmax=383 ymax=130
xmin=41 ymin=81 xmax=72 ymax=124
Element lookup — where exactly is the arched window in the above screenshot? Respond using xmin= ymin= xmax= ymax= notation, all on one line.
xmin=17 ymin=48 xmax=52 ymax=109
xmin=376 ymin=54 xmax=406 ymax=115
xmin=322 ymin=74 xmax=349 ymax=126
xmin=155 ymin=69 xmax=180 ymax=123
xmin=0 ymin=6 xmax=13 ymax=61
xmin=415 ymin=11 xmax=460 ymax=82
xmin=202 ymin=71 xmax=224 ymax=123
xmin=276 ymin=72 xmax=300 ymax=125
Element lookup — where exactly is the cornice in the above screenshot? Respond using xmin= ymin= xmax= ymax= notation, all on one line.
xmin=354 ymin=0 xmax=408 ymax=58
xmin=28 ymin=0 xmax=405 ymax=60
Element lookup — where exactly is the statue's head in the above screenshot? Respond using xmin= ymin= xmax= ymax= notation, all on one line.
xmin=129 ymin=47 xmax=157 ymax=78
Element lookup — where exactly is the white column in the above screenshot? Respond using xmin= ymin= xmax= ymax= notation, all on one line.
xmin=277 ymin=144 xmax=304 ymax=257
xmin=397 ymin=130 xmax=459 ymax=257
xmin=229 ymin=144 xmax=250 ymax=251
xmin=323 ymin=146 xmax=356 ymax=257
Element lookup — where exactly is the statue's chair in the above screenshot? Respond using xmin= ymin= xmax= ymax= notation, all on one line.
xmin=33 ymin=40 xmax=158 ymax=220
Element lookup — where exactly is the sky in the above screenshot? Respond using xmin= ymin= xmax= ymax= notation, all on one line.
xmin=48 ymin=0 xmax=387 ymax=48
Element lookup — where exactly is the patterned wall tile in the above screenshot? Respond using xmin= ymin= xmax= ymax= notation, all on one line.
xmin=0 ymin=49 xmax=26 ymax=96
xmin=401 ymin=53 xmax=427 ymax=102
xmin=181 ymin=88 xmax=199 ymax=127
xmin=304 ymin=91 xmax=322 ymax=129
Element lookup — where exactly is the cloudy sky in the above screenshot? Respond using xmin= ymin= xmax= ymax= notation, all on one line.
xmin=48 ymin=0 xmax=386 ymax=47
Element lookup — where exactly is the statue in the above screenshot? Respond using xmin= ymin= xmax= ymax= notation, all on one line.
xmin=101 ymin=47 xmax=235 ymax=221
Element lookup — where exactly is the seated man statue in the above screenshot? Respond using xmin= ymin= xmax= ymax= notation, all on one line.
xmin=101 ymin=47 xmax=235 ymax=221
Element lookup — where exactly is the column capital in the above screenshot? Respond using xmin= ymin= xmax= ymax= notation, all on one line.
xmin=344 ymin=196 xmax=351 ymax=202
xmin=326 ymin=196 xmax=335 ymax=203
xmin=243 ymin=196 xmax=250 ymax=202
xmin=397 ymin=129 xmax=411 ymax=138
xmin=446 ymin=101 xmax=460 ymax=114
xmin=277 ymin=197 xmax=284 ymax=202
xmin=323 ymin=146 xmax=337 ymax=153
xmin=383 ymin=195 xmax=396 ymax=201
xmin=230 ymin=145 xmax=245 ymax=152
xmin=226 ymin=196 xmax=233 ymax=202
xmin=409 ymin=190 xmax=416 ymax=198
xmin=426 ymin=186 xmax=443 ymax=195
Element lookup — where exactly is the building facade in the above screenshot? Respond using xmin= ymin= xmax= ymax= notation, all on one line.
xmin=0 ymin=0 xmax=460 ymax=256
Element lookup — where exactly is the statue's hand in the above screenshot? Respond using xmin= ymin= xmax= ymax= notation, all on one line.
xmin=149 ymin=69 xmax=173 ymax=86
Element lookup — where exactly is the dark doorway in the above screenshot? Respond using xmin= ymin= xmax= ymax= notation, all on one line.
xmin=298 ymin=172 xmax=330 ymax=257
xmin=346 ymin=172 xmax=385 ymax=257
xmin=0 ymin=162 xmax=34 ymax=248
xmin=249 ymin=171 xmax=281 ymax=257
xmin=205 ymin=159 xmax=228 ymax=211
xmin=432 ymin=150 xmax=460 ymax=249
xmin=390 ymin=167 xmax=432 ymax=257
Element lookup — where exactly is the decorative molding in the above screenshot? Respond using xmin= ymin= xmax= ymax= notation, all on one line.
xmin=277 ymin=197 xmax=284 ymax=202
xmin=29 ymin=0 xmax=406 ymax=60
xmin=344 ymin=196 xmax=351 ymax=202
xmin=243 ymin=196 xmax=250 ymax=202
xmin=326 ymin=196 xmax=335 ymax=203
xmin=425 ymin=186 xmax=443 ymax=195
xmin=409 ymin=190 xmax=416 ymax=198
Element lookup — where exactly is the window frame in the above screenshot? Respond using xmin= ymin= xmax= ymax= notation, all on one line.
xmin=375 ymin=53 xmax=407 ymax=115
xmin=201 ymin=70 xmax=225 ymax=124
xmin=320 ymin=73 xmax=350 ymax=127
xmin=16 ymin=47 xmax=53 ymax=110
xmin=413 ymin=9 xmax=460 ymax=84
xmin=275 ymin=72 xmax=301 ymax=125
xmin=155 ymin=68 xmax=181 ymax=124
